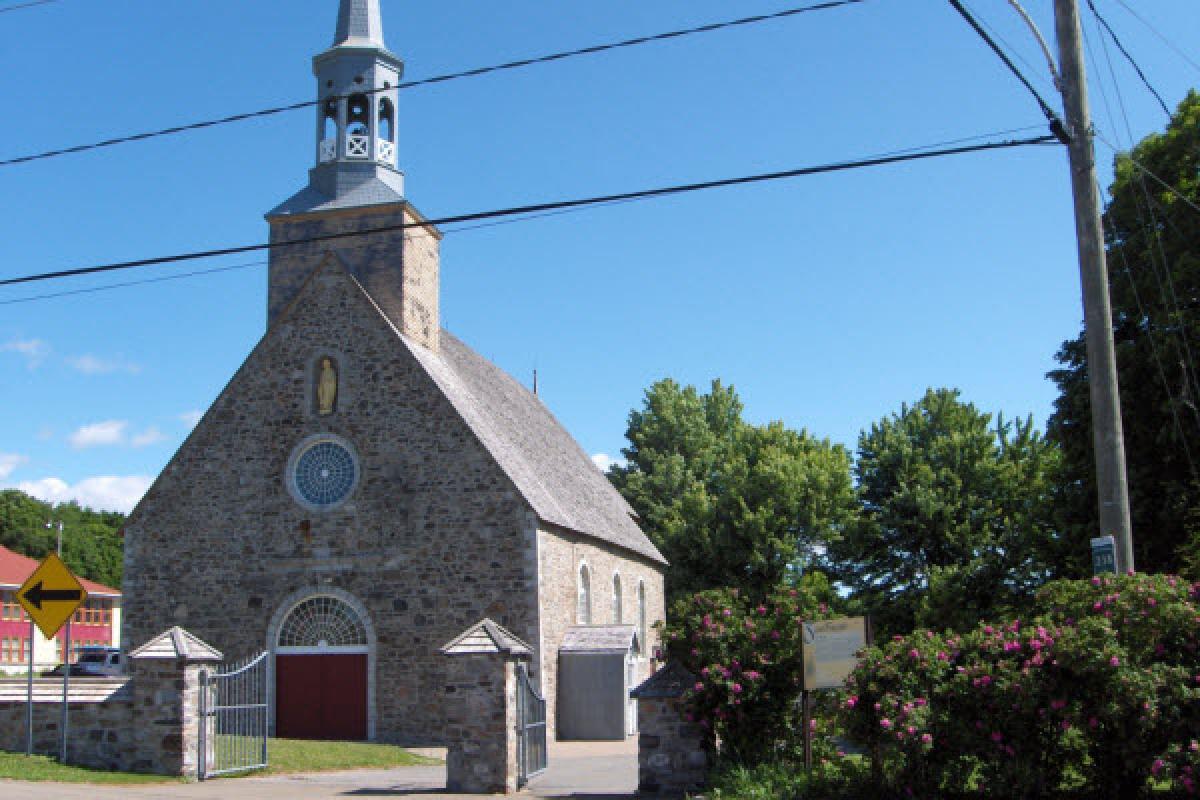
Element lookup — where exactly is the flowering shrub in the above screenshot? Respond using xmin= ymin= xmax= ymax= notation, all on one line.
xmin=840 ymin=573 xmax=1200 ymax=798
xmin=659 ymin=584 xmax=835 ymax=764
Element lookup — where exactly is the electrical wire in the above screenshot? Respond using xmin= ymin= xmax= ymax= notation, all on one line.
xmin=1085 ymin=0 xmax=1170 ymax=118
xmin=0 ymin=0 xmax=867 ymax=168
xmin=1004 ymin=0 xmax=1061 ymax=89
xmin=946 ymin=0 xmax=1068 ymax=141
xmin=0 ymin=0 xmax=59 ymax=15
xmin=0 ymin=134 xmax=1057 ymax=289
xmin=1111 ymin=0 xmax=1200 ymax=76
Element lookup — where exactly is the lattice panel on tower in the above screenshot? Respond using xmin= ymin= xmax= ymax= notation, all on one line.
xmin=279 ymin=596 xmax=367 ymax=648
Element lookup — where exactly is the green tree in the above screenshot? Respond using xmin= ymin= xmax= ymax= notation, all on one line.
xmin=1048 ymin=91 xmax=1200 ymax=575
xmin=831 ymin=388 xmax=1062 ymax=633
xmin=0 ymin=489 xmax=125 ymax=587
xmin=608 ymin=379 xmax=856 ymax=605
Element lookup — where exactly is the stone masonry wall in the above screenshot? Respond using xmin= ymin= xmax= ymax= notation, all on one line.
xmin=268 ymin=203 xmax=440 ymax=350
xmin=0 ymin=657 xmax=209 ymax=777
xmin=123 ymin=263 xmax=538 ymax=745
xmin=538 ymin=525 xmax=666 ymax=740
xmin=638 ymin=696 xmax=708 ymax=796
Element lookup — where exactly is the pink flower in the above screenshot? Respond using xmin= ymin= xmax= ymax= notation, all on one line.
xmin=1051 ymin=699 xmax=1067 ymax=710
xmin=845 ymin=696 xmax=858 ymax=709
xmin=1110 ymin=656 xmax=1121 ymax=667
xmin=920 ymin=733 xmax=933 ymax=745
xmin=722 ymin=609 xmax=732 ymax=617
xmin=908 ymin=648 xmax=921 ymax=660
xmin=880 ymin=718 xmax=892 ymax=729
xmin=757 ymin=605 xmax=767 ymax=615
xmin=907 ymin=726 xmax=916 ymax=735
xmin=1089 ymin=717 xmax=1099 ymax=729
xmin=732 ymin=683 xmax=743 ymax=694
xmin=991 ymin=732 xmax=1004 ymax=743
xmin=1060 ymin=720 xmax=1071 ymax=731
xmin=771 ymin=631 xmax=781 ymax=640
xmin=1153 ymin=759 xmax=1165 ymax=776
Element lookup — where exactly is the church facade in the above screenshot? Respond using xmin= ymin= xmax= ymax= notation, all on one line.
xmin=121 ymin=0 xmax=666 ymax=744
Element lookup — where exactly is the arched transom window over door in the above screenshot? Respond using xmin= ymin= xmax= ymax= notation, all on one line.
xmin=577 ymin=564 xmax=592 ymax=625
xmin=278 ymin=595 xmax=368 ymax=650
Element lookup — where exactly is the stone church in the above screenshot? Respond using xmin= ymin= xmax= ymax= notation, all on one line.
xmin=121 ymin=0 xmax=666 ymax=743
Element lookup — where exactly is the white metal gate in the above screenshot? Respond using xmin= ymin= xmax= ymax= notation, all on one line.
xmin=198 ymin=651 xmax=269 ymax=780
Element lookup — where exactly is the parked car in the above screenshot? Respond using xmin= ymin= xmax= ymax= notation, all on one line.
xmin=43 ymin=647 xmax=124 ymax=678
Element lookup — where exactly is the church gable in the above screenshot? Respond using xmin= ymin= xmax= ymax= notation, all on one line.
xmin=124 ymin=255 xmax=537 ymax=655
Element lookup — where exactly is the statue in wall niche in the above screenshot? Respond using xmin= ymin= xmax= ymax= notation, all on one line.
xmin=317 ymin=357 xmax=338 ymax=415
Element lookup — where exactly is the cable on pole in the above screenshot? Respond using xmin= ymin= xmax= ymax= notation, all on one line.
xmin=0 ymin=0 xmax=867 ymax=168
xmin=1111 ymin=0 xmax=1200 ymax=76
xmin=947 ymin=0 xmax=1070 ymax=144
xmin=0 ymin=0 xmax=59 ymax=15
xmin=1085 ymin=0 xmax=1170 ymax=118
xmin=0 ymin=134 xmax=1057 ymax=289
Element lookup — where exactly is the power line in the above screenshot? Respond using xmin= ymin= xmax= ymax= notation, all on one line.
xmin=1111 ymin=0 xmax=1200 ymax=77
xmin=946 ymin=0 xmax=1068 ymax=142
xmin=0 ymin=134 xmax=1057 ymax=289
xmin=0 ymin=0 xmax=59 ymax=15
xmin=0 ymin=0 xmax=867 ymax=169
xmin=1085 ymin=0 xmax=1170 ymax=118
xmin=1093 ymin=130 xmax=1200 ymax=218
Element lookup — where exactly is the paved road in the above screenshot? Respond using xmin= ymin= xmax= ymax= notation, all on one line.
xmin=0 ymin=739 xmax=638 ymax=799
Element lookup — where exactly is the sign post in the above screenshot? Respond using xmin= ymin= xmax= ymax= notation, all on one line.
xmin=800 ymin=616 xmax=871 ymax=771
xmin=16 ymin=554 xmax=87 ymax=762
xmin=1091 ymin=535 xmax=1117 ymax=576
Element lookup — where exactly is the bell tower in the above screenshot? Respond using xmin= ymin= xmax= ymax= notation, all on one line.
xmin=266 ymin=0 xmax=441 ymax=351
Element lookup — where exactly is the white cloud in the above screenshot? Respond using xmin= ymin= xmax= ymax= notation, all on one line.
xmin=591 ymin=453 xmax=626 ymax=473
xmin=2 ymin=338 xmax=50 ymax=369
xmin=179 ymin=410 xmax=203 ymax=429
xmin=0 ymin=453 xmax=26 ymax=481
xmin=131 ymin=426 xmax=166 ymax=448
xmin=16 ymin=475 xmax=152 ymax=514
xmin=67 ymin=354 xmax=141 ymax=375
xmin=68 ymin=420 xmax=128 ymax=449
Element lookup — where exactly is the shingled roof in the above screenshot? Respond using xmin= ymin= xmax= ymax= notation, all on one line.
xmin=404 ymin=329 xmax=665 ymax=565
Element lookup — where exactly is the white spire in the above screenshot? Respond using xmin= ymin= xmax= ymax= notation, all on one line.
xmin=334 ymin=0 xmax=385 ymax=47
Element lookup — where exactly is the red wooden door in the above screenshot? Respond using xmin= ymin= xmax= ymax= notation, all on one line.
xmin=276 ymin=654 xmax=367 ymax=740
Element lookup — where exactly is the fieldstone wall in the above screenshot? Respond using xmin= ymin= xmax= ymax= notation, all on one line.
xmin=538 ymin=525 xmax=666 ymax=739
xmin=638 ymin=696 xmax=708 ymax=796
xmin=267 ymin=202 xmax=441 ymax=350
xmin=443 ymin=652 xmax=519 ymax=794
xmin=123 ymin=263 xmax=541 ymax=745
xmin=0 ymin=643 xmax=214 ymax=777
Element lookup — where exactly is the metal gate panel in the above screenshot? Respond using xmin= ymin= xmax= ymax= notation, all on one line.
xmin=199 ymin=651 xmax=268 ymax=780
xmin=517 ymin=664 xmax=547 ymax=787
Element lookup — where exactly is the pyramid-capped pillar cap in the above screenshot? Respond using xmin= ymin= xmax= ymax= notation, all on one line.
xmin=335 ymin=0 xmax=385 ymax=47
xmin=128 ymin=626 xmax=223 ymax=662
xmin=440 ymin=618 xmax=532 ymax=658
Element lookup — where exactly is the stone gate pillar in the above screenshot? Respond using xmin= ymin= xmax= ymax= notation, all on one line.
xmin=440 ymin=618 xmax=534 ymax=794
xmin=127 ymin=626 xmax=223 ymax=778
xmin=631 ymin=661 xmax=709 ymax=796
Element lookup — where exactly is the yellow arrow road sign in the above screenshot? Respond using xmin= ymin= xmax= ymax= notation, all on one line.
xmin=17 ymin=553 xmax=88 ymax=640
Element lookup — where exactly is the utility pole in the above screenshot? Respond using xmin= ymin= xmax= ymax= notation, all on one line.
xmin=1053 ymin=0 xmax=1134 ymax=572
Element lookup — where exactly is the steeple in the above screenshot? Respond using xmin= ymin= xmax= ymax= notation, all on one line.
xmin=264 ymin=0 xmax=442 ymax=352
xmin=334 ymin=0 xmax=385 ymax=47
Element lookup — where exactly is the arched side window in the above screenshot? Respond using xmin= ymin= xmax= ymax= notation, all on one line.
xmin=637 ymin=581 xmax=647 ymax=656
xmin=577 ymin=563 xmax=592 ymax=625
xmin=378 ymin=98 xmax=395 ymax=142
xmin=612 ymin=573 xmax=623 ymax=623
xmin=345 ymin=94 xmax=369 ymax=158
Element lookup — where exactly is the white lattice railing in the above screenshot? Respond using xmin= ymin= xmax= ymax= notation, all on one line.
xmin=346 ymin=135 xmax=369 ymax=158
xmin=319 ymin=139 xmax=336 ymax=163
xmin=377 ymin=140 xmax=395 ymax=165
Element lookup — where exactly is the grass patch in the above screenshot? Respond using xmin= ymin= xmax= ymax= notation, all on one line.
xmin=257 ymin=738 xmax=441 ymax=775
xmin=0 ymin=751 xmax=176 ymax=784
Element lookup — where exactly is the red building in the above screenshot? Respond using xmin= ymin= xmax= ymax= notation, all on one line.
xmin=0 ymin=545 xmax=121 ymax=672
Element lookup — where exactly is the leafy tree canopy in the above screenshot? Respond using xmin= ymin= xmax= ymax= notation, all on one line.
xmin=830 ymin=388 xmax=1062 ymax=633
xmin=0 ymin=489 xmax=125 ymax=588
xmin=608 ymin=378 xmax=856 ymax=605
xmin=1048 ymin=90 xmax=1200 ymax=575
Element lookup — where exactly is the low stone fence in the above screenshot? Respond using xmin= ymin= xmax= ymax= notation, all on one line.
xmin=0 ymin=627 xmax=220 ymax=777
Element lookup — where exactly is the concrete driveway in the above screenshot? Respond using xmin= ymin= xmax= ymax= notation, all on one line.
xmin=0 ymin=739 xmax=639 ymax=799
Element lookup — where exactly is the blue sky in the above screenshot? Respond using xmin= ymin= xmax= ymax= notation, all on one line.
xmin=1 ymin=0 xmax=1196 ymax=512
